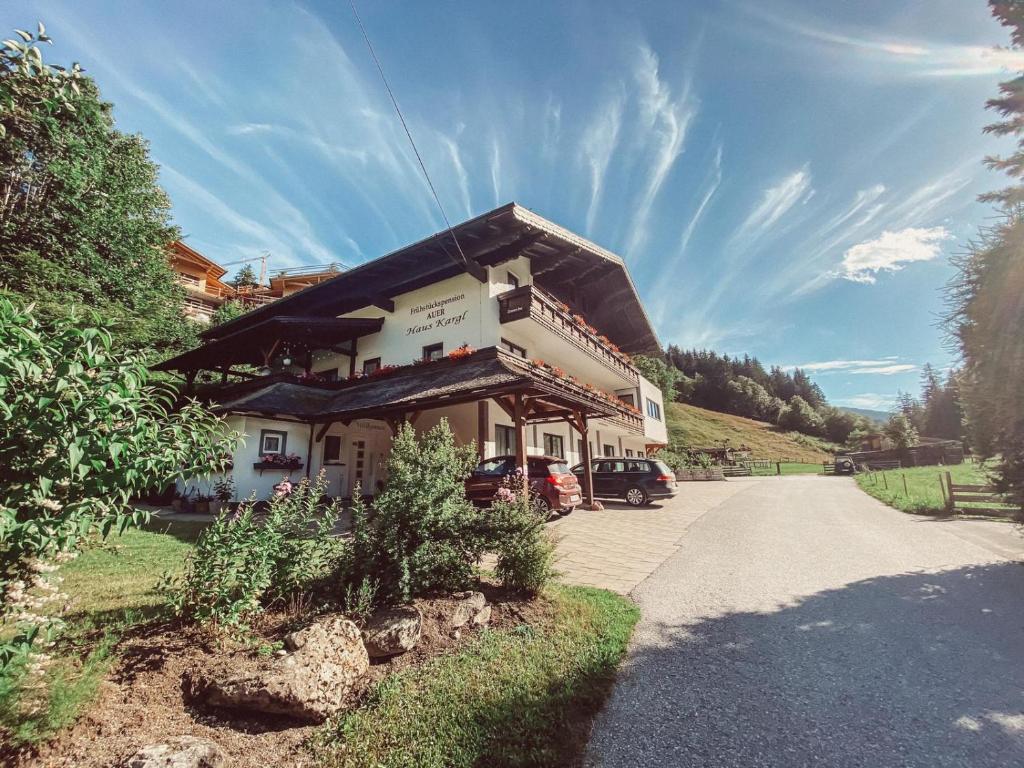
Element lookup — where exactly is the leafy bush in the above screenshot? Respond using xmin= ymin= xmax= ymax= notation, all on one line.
xmin=346 ymin=420 xmax=486 ymax=605
xmin=0 ymin=298 xmax=236 ymax=675
xmin=164 ymin=472 xmax=344 ymax=634
xmin=777 ymin=395 xmax=825 ymax=436
xmin=489 ymin=483 xmax=556 ymax=594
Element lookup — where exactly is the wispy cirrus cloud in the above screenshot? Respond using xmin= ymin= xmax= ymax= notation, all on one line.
xmin=741 ymin=2 xmax=1024 ymax=78
xmin=622 ymin=44 xmax=698 ymax=256
xmin=677 ymin=141 xmax=723 ymax=257
xmin=783 ymin=359 xmax=916 ymax=376
xmin=580 ymin=85 xmax=626 ymax=234
xmin=838 ymin=226 xmax=953 ymax=284
xmin=732 ymin=164 xmax=813 ymax=244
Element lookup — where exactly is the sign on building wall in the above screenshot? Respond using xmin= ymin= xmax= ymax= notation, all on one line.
xmin=406 ymin=293 xmax=469 ymax=336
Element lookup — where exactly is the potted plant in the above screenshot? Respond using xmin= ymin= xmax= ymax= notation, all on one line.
xmin=211 ymin=476 xmax=234 ymax=515
xmin=194 ymin=493 xmax=213 ymax=514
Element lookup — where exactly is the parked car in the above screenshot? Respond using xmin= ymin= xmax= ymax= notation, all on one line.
xmin=570 ymin=457 xmax=678 ymax=507
xmin=464 ymin=455 xmax=582 ymax=514
xmin=833 ymin=455 xmax=857 ymax=475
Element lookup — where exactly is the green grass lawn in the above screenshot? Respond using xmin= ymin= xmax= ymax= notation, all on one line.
xmin=2 ymin=518 xmax=208 ymax=750
xmin=5 ymin=519 xmax=639 ymax=765
xmin=855 ymin=462 xmax=1017 ymax=518
xmin=314 ymin=586 xmax=638 ymax=768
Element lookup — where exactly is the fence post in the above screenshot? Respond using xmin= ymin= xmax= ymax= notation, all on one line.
xmin=902 ymin=474 xmax=909 ymax=496
xmin=883 ymin=473 xmax=888 ymax=490
xmin=945 ymin=471 xmax=954 ymax=513
xmin=776 ymin=461 xmax=781 ymax=476
xmin=939 ymin=473 xmax=948 ymax=511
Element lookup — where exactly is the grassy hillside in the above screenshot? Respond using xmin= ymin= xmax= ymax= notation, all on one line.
xmin=840 ymin=406 xmax=889 ymax=424
xmin=665 ymin=402 xmax=837 ymax=462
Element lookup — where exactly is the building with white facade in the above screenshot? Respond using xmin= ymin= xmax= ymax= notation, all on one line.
xmin=156 ymin=204 xmax=667 ymax=507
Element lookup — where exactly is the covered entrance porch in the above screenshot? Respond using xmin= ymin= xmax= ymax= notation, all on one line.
xmin=205 ymin=347 xmax=646 ymax=507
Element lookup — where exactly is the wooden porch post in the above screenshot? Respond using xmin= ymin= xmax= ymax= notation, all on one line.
xmin=513 ymin=393 xmax=528 ymax=494
xmin=575 ymin=409 xmax=595 ymax=509
xmin=305 ymin=422 xmax=316 ymax=479
xmin=477 ymin=400 xmax=488 ymax=460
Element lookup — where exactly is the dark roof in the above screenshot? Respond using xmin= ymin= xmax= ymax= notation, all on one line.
xmin=212 ymin=347 xmax=642 ymax=431
xmin=200 ymin=203 xmax=660 ymax=355
xmin=154 ymin=316 xmax=384 ymax=372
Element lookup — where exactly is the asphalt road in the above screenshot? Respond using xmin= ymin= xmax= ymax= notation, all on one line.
xmin=586 ymin=476 xmax=1024 ymax=768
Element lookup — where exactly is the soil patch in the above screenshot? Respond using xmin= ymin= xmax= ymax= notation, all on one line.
xmin=16 ymin=584 xmax=551 ymax=768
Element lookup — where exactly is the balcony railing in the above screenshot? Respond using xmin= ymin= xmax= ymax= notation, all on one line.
xmin=498 ymin=285 xmax=639 ymax=385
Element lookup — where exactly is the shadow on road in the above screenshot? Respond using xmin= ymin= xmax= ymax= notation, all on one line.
xmin=591 ymin=561 xmax=1024 ymax=767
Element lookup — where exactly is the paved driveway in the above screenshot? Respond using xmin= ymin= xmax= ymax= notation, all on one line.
xmin=583 ymin=475 xmax=1024 ymax=768
xmin=549 ymin=479 xmax=757 ymax=594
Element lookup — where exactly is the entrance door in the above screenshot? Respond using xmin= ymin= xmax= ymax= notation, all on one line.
xmin=321 ymin=432 xmax=347 ymax=497
xmin=346 ymin=438 xmax=368 ymax=497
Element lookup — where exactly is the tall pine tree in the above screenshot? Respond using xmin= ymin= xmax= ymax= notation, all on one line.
xmin=946 ymin=1 xmax=1024 ymax=505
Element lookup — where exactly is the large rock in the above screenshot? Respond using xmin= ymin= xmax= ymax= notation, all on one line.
xmin=124 ymin=736 xmax=224 ymax=768
xmin=450 ymin=591 xmax=487 ymax=629
xmin=195 ymin=616 xmax=368 ymax=723
xmin=361 ymin=606 xmax=422 ymax=659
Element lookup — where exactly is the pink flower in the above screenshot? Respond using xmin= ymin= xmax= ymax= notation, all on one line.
xmin=495 ymin=486 xmax=517 ymax=503
xmin=273 ymin=479 xmax=293 ymax=497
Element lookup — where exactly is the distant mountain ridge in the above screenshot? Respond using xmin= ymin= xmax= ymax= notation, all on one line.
xmin=840 ymin=406 xmax=889 ymax=424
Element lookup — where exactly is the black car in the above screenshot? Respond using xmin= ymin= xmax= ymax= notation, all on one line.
xmin=570 ymin=457 xmax=679 ymax=507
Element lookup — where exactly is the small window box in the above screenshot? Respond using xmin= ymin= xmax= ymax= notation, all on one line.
xmin=253 ymin=461 xmax=304 ymax=473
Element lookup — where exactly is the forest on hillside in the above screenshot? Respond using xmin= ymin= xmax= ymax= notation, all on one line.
xmin=636 ymin=348 xmax=965 ymax=452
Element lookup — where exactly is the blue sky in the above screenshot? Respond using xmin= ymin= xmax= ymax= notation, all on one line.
xmin=23 ymin=0 xmax=1021 ymax=410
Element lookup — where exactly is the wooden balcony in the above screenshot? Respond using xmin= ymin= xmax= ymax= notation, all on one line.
xmin=498 ymin=285 xmax=639 ymax=385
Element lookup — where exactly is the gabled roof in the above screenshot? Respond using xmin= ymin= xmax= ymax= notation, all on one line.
xmin=200 ymin=203 xmax=661 ymax=355
xmin=168 ymin=240 xmax=227 ymax=279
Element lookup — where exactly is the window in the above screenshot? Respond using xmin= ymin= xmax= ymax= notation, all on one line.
xmin=260 ymin=429 xmax=287 ymax=456
xmin=477 ymin=457 xmax=513 ymax=476
xmin=618 ymin=393 xmax=635 ymax=407
xmin=595 ymin=460 xmax=624 ymax=473
xmin=625 ymin=460 xmax=647 ymax=473
xmin=422 ymin=343 xmax=443 ymax=362
xmin=362 ymin=357 xmax=381 ymax=374
xmin=577 ymin=439 xmax=585 ymax=459
xmin=507 ymin=271 xmax=520 ymax=290
xmin=500 ymin=337 xmax=527 ymax=358
xmin=625 ymin=448 xmax=634 ymax=457
xmin=495 ymin=424 xmax=516 ymax=456
xmin=323 ymin=435 xmax=342 ymax=464
xmin=646 ymin=398 xmax=662 ymax=421
xmin=543 ymin=433 xmax=564 ymax=459
xmin=603 ymin=444 xmax=615 ymax=457
xmin=318 ymin=368 xmax=339 ymax=382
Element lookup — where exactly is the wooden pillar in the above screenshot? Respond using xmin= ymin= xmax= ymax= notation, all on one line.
xmin=305 ymin=422 xmax=316 ymax=479
xmin=575 ymin=410 xmax=595 ymax=508
xmin=513 ymin=393 xmax=528 ymax=494
xmin=348 ymin=338 xmax=358 ymax=378
xmin=477 ymin=400 xmax=489 ymax=460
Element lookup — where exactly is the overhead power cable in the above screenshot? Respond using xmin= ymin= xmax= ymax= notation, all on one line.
xmin=348 ymin=0 xmax=473 ymax=271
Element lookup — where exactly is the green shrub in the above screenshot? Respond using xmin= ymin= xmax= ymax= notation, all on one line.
xmin=489 ymin=482 xmax=555 ymax=594
xmin=0 ymin=298 xmax=236 ymax=681
xmin=346 ymin=420 xmax=485 ymax=604
xmin=164 ymin=472 xmax=344 ymax=634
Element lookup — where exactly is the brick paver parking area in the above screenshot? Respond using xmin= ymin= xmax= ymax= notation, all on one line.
xmin=549 ymin=478 xmax=762 ymax=594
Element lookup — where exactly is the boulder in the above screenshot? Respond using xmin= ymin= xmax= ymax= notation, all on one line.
xmin=450 ymin=591 xmax=487 ymax=628
xmin=124 ymin=736 xmax=224 ymax=768
xmin=195 ymin=615 xmax=368 ymax=723
xmin=471 ymin=604 xmax=492 ymax=627
xmin=361 ymin=606 xmax=422 ymax=659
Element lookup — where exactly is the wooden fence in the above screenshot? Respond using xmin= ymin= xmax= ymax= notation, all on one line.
xmin=722 ymin=465 xmax=753 ymax=477
xmin=944 ymin=472 xmax=1013 ymax=516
